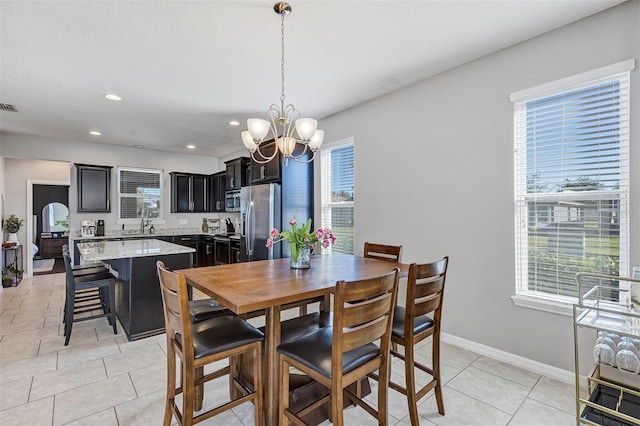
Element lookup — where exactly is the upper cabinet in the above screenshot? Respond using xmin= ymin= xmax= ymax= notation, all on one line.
xmin=250 ymin=141 xmax=281 ymax=184
xmin=208 ymin=172 xmax=226 ymax=212
xmin=249 ymin=140 xmax=311 ymax=185
xmin=76 ymin=164 xmax=112 ymax=212
xmin=225 ymin=157 xmax=250 ymax=191
xmin=170 ymin=172 xmax=209 ymax=213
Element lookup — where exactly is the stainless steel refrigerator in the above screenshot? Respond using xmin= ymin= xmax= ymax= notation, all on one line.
xmin=240 ymin=182 xmax=313 ymax=261
xmin=240 ymin=184 xmax=281 ymax=261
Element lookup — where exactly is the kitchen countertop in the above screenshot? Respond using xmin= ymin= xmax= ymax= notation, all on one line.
xmin=70 ymin=230 xmax=240 ymax=241
xmin=76 ymin=238 xmax=195 ymax=262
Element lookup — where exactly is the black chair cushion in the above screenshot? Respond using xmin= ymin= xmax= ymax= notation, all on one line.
xmin=189 ymin=299 xmax=232 ymax=323
xmin=391 ymin=306 xmax=434 ymax=339
xmin=277 ymin=328 xmax=380 ymax=379
xmin=178 ymin=315 xmax=264 ymax=359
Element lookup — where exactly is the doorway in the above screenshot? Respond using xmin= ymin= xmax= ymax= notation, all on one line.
xmin=26 ymin=180 xmax=70 ymax=277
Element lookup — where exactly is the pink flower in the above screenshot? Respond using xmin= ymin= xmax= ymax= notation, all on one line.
xmin=316 ymin=228 xmax=324 ymax=239
xmin=322 ymin=239 xmax=330 ymax=249
xmin=310 ymin=243 xmax=317 ymax=250
xmin=289 ymin=218 xmax=297 ymax=226
xmin=270 ymin=228 xmax=279 ymax=239
xmin=265 ymin=239 xmax=273 ymax=248
xmin=303 ymin=237 xmax=310 ymax=243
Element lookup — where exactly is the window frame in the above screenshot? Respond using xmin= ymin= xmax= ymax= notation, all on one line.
xmin=319 ymin=137 xmax=355 ymax=255
xmin=510 ymin=59 xmax=635 ymax=315
xmin=117 ymin=166 xmax=165 ymax=225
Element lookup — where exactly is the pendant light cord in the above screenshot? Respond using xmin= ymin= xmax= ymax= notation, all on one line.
xmin=280 ymin=12 xmax=286 ymax=112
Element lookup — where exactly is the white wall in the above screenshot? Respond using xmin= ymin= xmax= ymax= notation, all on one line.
xmin=0 ymin=132 xmax=227 ymax=234
xmin=316 ymin=1 xmax=639 ymax=372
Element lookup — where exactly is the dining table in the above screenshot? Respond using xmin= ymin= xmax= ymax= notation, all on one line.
xmin=178 ymin=254 xmax=408 ymax=426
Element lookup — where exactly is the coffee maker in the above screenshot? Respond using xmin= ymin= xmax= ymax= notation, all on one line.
xmin=95 ymin=220 xmax=105 ymax=237
xmin=81 ymin=220 xmax=96 ymax=237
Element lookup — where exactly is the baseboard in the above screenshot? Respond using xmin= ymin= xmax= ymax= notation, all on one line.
xmin=441 ymin=332 xmax=575 ymax=385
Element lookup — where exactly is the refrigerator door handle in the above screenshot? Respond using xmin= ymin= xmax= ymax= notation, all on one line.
xmin=246 ymin=201 xmax=254 ymax=256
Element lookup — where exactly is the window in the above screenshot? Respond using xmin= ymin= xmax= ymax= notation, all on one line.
xmin=117 ymin=166 xmax=163 ymax=222
xmin=320 ymin=138 xmax=354 ymax=254
xmin=512 ymin=60 xmax=633 ymax=307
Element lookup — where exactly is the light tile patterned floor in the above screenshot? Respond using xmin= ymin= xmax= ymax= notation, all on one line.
xmin=0 ymin=274 xmax=576 ymax=425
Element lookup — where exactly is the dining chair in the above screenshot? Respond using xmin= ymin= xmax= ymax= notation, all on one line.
xmin=62 ymin=251 xmax=117 ymax=345
xmin=371 ymin=256 xmax=449 ymax=425
xmin=363 ymin=242 xmax=402 ymax=263
xmin=156 ymin=261 xmax=264 ymax=426
xmin=277 ymin=268 xmax=400 ymax=426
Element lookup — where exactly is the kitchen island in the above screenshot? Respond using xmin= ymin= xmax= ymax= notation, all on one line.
xmin=76 ymin=238 xmax=194 ymax=340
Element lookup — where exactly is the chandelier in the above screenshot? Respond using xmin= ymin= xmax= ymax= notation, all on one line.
xmin=241 ymin=2 xmax=324 ymax=165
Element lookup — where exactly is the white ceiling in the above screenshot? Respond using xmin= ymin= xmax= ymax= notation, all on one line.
xmin=0 ymin=0 xmax=624 ymax=158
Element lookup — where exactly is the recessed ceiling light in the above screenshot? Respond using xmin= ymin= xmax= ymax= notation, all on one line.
xmin=104 ymin=94 xmax=122 ymax=101
xmin=186 ymin=144 xmax=196 ymax=149
xmin=229 ymin=120 xmax=240 ymax=126
xmin=134 ymin=145 xmax=144 ymax=149
xmin=89 ymin=131 xmax=101 ymax=136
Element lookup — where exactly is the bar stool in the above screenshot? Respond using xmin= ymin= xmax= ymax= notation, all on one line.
xmin=62 ymin=252 xmax=117 ymax=345
xmin=372 ymin=257 xmax=449 ymax=425
xmin=277 ymin=268 xmax=399 ymax=425
xmin=157 ymin=261 xmax=264 ymax=426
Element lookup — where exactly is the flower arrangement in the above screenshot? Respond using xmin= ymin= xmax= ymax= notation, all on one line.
xmin=4 ymin=215 xmax=24 ymax=233
xmin=266 ymin=217 xmax=336 ymax=267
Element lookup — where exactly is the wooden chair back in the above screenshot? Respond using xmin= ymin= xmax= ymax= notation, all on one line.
xmin=405 ymin=257 xmax=448 ymax=332
xmin=157 ymin=261 xmax=194 ymax=358
xmin=363 ymin=242 xmax=402 ymax=263
xmin=333 ymin=268 xmax=399 ymax=357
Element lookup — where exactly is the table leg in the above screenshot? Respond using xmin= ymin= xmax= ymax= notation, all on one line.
xmin=264 ymin=305 xmax=281 ymax=426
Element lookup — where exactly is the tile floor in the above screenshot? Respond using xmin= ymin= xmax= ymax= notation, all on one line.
xmin=0 ymin=273 xmax=577 ymax=425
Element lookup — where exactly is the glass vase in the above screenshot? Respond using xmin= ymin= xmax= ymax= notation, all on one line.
xmin=290 ymin=245 xmax=311 ymax=269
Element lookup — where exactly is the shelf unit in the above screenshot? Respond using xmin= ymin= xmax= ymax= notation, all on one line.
xmin=573 ymin=272 xmax=640 ymax=426
xmin=2 ymin=244 xmax=23 ymax=287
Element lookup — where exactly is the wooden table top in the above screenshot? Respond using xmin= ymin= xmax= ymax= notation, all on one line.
xmin=178 ymin=254 xmax=409 ymax=314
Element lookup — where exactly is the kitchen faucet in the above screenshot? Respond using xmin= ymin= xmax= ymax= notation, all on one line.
xmin=140 ymin=208 xmax=150 ymax=234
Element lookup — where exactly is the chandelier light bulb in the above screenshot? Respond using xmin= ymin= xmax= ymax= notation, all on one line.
xmin=247 ymin=118 xmax=270 ymax=141
xmin=309 ymin=130 xmax=324 ymax=150
xmin=277 ymin=136 xmax=297 ymax=157
xmin=242 ymin=131 xmax=258 ymax=151
xmin=295 ymin=118 xmax=317 ymax=141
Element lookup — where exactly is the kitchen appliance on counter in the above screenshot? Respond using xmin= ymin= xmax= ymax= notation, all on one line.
xmin=225 ymin=218 xmax=235 ymax=234
xmin=81 ymin=220 xmax=96 ymax=237
xmin=95 ymin=220 xmax=105 ymax=236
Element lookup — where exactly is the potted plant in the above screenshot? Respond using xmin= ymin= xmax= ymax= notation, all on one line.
xmin=2 ymin=264 xmax=22 ymax=287
xmin=4 ymin=214 xmax=24 ymax=242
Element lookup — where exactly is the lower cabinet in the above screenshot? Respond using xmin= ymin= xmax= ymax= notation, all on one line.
xmin=169 ymin=235 xmax=202 ymax=267
xmin=202 ymin=236 xmax=216 ymax=266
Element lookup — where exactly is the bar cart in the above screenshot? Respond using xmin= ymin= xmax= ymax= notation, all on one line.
xmin=574 ymin=272 xmax=640 ymax=425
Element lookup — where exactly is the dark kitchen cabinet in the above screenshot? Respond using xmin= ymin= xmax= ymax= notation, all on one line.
xmin=170 ymin=235 xmax=202 ymax=267
xmin=170 ymin=172 xmax=208 ymax=213
xmin=208 ymin=172 xmax=226 ymax=212
xmin=76 ymin=164 xmax=112 ymax=212
xmin=250 ymin=141 xmax=281 ymax=184
xmin=225 ymin=158 xmax=249 ymax=191
xmin=201 ymin=235 xmax=216 ymax=266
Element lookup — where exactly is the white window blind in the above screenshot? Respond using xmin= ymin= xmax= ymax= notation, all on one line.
xmin=320 ymin=139 xmax=354 ymax=254
xmin=513 ymin=62 xmax=632 ymax=302
xmin=118 ymin=167 xmax=163 ymax=221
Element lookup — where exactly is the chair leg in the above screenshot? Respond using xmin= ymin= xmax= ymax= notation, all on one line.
xmin=183 ymin=359 xmax=195 ymax=426
xmin=164 ymin=344 xmax=176 ymax=426
xmin=404 ymin=340 xmax=420 ymax=425
xmin=331 ymin=379 xmax=344 ymax=426
xmin=64 ymin=291 xmax=74 ymax=346
xmin=433 ymin=331 xmax=445 ymax=415
xmin=195 ymin=366 xmax=204 ymax=411
xmin=279 ymin=355 xmax=290 ymax=426
xmin=108 ymin=284 xmax=118 ymax=335
xmin=378 ymin=357 xmax=390 ymax=426
xmin=254 ymin=343 xmax=263 ymax=426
